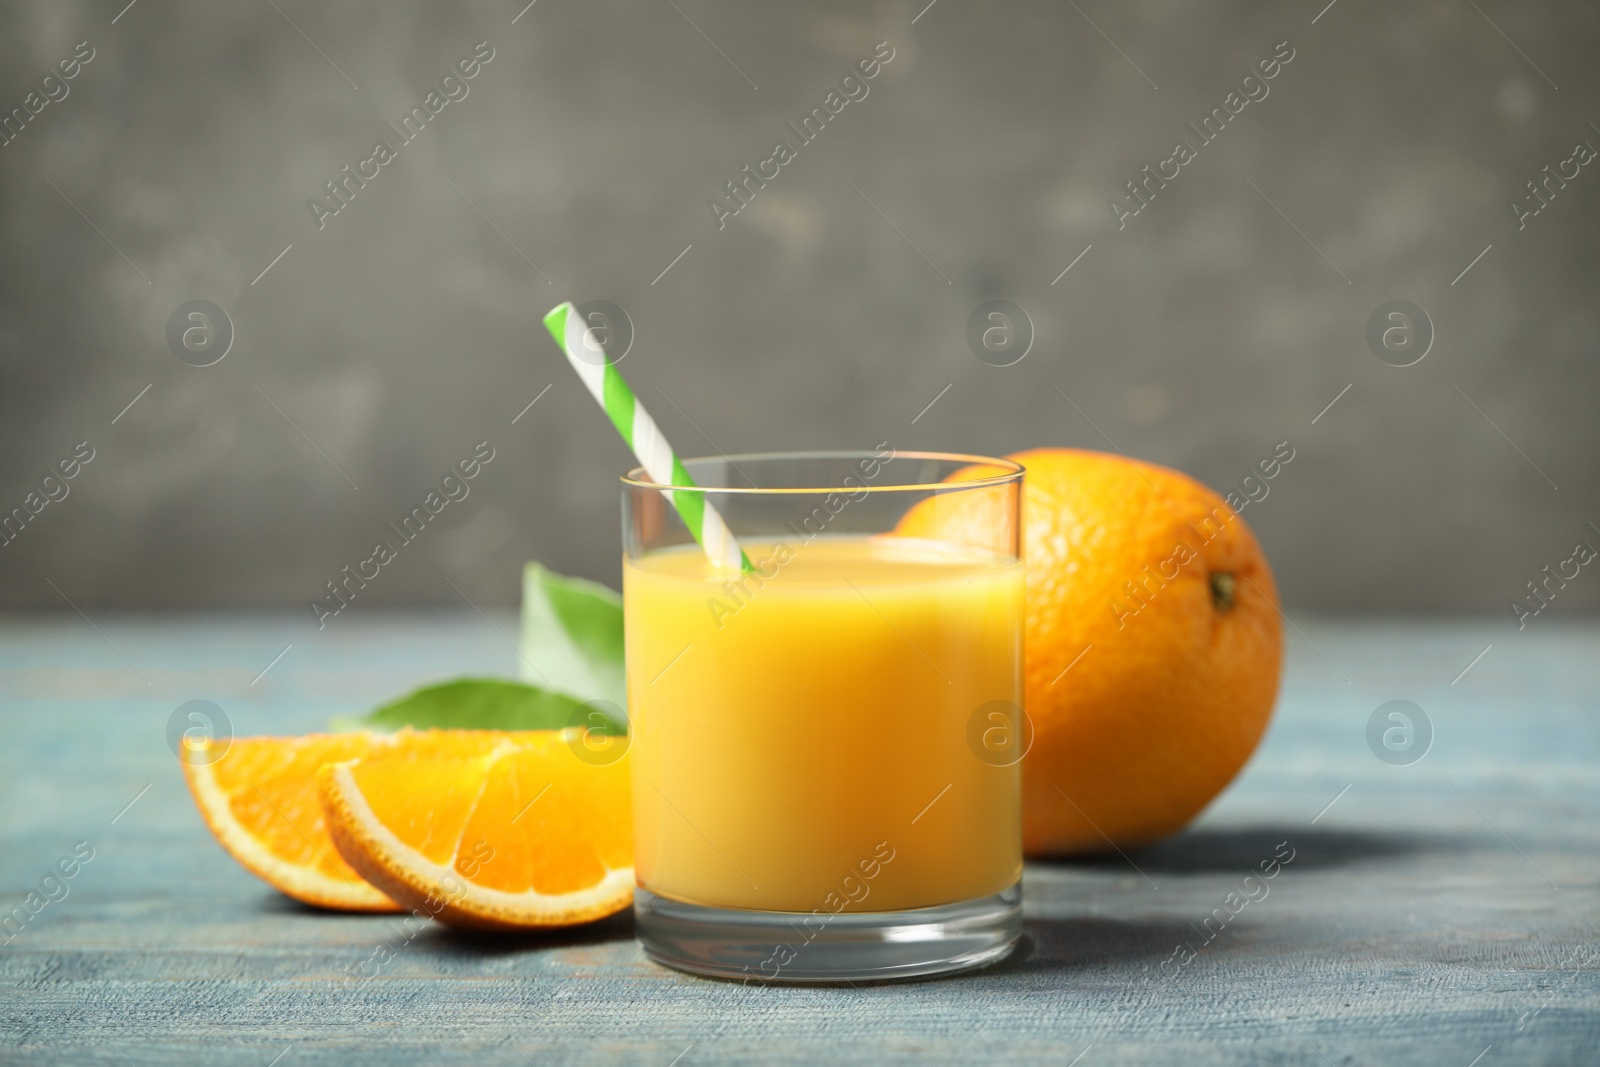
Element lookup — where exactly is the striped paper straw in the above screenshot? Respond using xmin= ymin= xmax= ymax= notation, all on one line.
xmin=543 ymin=302 xmax=752 ymax=572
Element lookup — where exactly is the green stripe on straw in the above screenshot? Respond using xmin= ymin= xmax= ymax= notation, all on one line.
xmin=543 ymin=302 xmax=753 ymax=572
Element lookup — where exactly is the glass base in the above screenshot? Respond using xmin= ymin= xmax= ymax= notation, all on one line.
xmin=634 ymin=882 xmax=1021 ymax=984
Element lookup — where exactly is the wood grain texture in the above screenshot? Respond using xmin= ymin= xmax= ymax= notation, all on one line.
xmin=0 ymin=616 xmax=1596 ymax=1064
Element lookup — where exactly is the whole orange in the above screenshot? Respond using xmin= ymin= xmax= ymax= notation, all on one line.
xmin=899 ymin=448 xmax=1283 ymax=855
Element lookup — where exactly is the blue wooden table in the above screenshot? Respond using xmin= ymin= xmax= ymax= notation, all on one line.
xmin=2 ymin=615 xmax=1596 ymax=1064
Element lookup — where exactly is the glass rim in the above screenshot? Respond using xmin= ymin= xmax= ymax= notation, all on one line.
xmin=620 ymin=450 xmax=1024 ymax=495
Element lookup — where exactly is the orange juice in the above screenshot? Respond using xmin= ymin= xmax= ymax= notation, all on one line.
xmin=624 ymin=534 xmax=1023 ymax=913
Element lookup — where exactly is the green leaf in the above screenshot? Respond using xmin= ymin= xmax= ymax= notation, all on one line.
xmin=519 ymin=562 xmax=626 ymax=708
xmin=332 ymin=677 xmax=624 ymax=735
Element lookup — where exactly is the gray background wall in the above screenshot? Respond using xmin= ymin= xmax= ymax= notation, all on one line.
xmin=1 ymin=0 xmax=1596 ymax=617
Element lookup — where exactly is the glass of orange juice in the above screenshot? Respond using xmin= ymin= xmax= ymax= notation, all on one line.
xmin=622 ymin=449 xmax=1026 ymax=982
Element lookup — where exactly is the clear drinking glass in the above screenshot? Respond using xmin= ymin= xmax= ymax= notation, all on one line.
xmin=621 ymin=449 xmax=1025 ymax=982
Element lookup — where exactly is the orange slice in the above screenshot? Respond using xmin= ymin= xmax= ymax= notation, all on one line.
xmin=182 ymin=732 xmax=402 ymax=912
xmin=318 ymin=729 xmax=634 ymax=929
